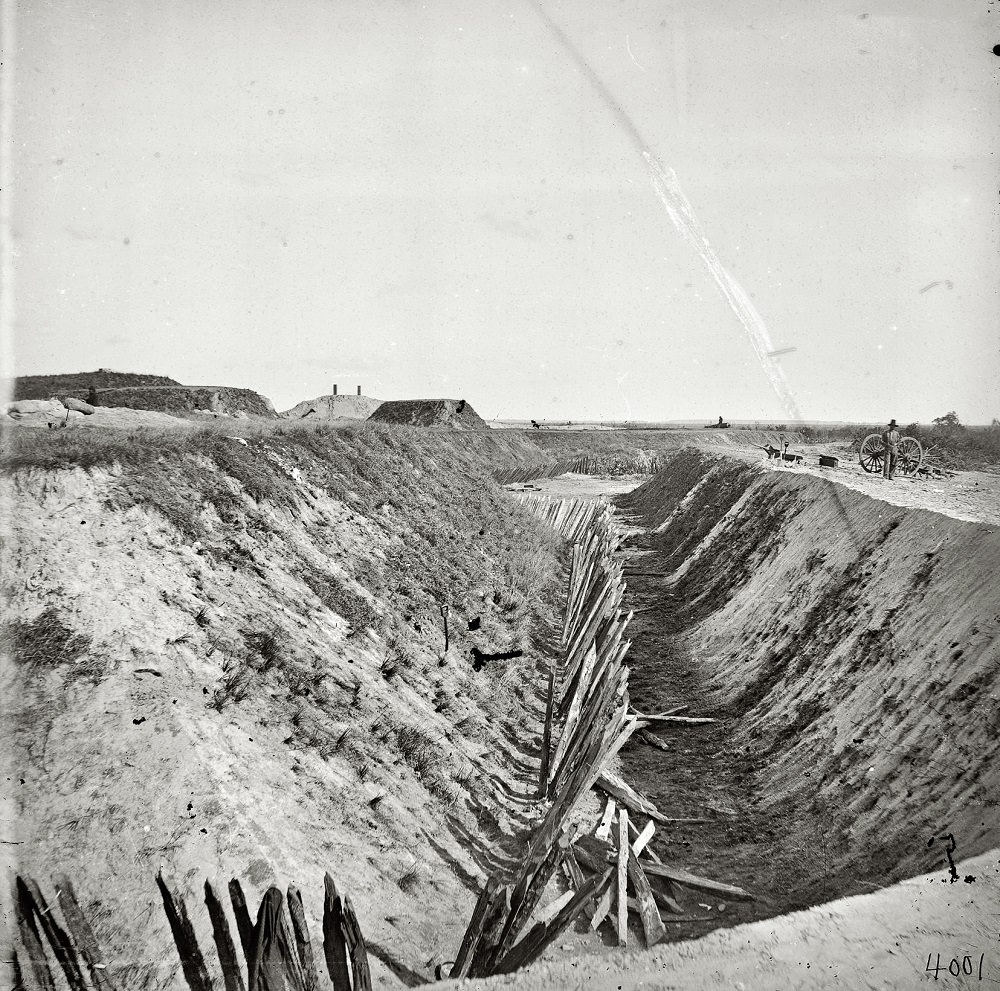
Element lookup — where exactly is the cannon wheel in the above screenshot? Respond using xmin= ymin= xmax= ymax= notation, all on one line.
xmin=897 ymin=436 xmax=923 ymax=476
xmin=859 ymin=433 xmax=884 ymax=474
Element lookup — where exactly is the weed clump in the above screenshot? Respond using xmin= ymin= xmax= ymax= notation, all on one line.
xmin=299 ymin=567 xmax=382 ymax=635
xmin=209 ymin=660 xmax=253 ymax=711
xmin=1 ymin=608 xmax=92 ymax=668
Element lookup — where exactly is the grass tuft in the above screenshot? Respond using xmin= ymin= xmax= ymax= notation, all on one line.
xmin=1 ymin=607 xmax=92 ymax=668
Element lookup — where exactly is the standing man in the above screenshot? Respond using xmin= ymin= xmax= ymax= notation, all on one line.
xmin=882 ymin=419 xmax=901 ymax=479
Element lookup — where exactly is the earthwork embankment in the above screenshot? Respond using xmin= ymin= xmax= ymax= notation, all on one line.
xmin=615 ymin=449 xmax=999 ymax=927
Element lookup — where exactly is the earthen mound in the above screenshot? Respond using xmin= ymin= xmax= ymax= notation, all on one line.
xmin=13 ymin=369 xmax=182 ymax=400
xmin=368 ymin=398 xmax=488 ymax=430
xmin=280 ymin=394 xmax=382 ymax=420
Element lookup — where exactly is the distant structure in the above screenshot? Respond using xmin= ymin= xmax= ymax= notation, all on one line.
xmin=368 ymin=399 xmax=488 ymax=430
xmin=280 ymin=390 xmax=381 ymax=421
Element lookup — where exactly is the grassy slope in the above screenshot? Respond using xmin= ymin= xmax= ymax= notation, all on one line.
xmin=1 ymin=422 xmax=567 ymax=988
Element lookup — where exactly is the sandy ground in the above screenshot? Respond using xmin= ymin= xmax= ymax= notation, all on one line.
xmin=739 ymin=442 xmax=1000 ymax=528
xmin=439 ymin=848 xmax=999 ymax=990
xmin=519 ymin=448 xmax=1000 ymax=529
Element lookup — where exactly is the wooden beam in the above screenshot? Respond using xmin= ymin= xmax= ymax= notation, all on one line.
xmin=205 ymin=881 xmax=247 ymax=991
xmin=286 ymin=886 xmax=320 ymax=991
xmin=642 ymin=863 xmax=756 ymax=902
xmin=495 ymin=870 xmax=611 ymax=975
xmin=537 ymin=664 xmax=556 ymax=797
xmin=451 ymin=876 xmax=500 ymax=980
xmin=631 ymin=820 xmax=655 ymax=858
xmin=469 ymin=884 xmax=511 ymax=977
xmin=156 ymin=872 xmax=215 ymax=991
xmin=321 ymin=874 xmax=351 ymax=991
xmin=626 ymin=848 xmax=666 ymax=947
xmin=228 ymin=880 xmax=255 ymax=963
xmin=616 ymin=811 xmax=629 ymax=947
xmin=638 ymin=715 xmax=716 ymax=725
xmin=341 ymin=895 xmax=372 ymax=991
xmin=247 ymin=887 xmax=307 ymax=991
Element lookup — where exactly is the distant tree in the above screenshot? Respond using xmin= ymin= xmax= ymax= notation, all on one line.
xmin=932 ymin=411 xmax=962 ymax=429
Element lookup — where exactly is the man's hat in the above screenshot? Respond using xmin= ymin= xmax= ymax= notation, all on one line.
xmin=889 ymin=418 xmax=897 ymax=427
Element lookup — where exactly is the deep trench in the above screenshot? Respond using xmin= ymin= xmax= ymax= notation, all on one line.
xmin=610 ymin=499 xmax=905 ymax=943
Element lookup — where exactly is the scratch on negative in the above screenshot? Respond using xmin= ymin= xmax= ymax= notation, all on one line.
xmin=625 ymin=34 xmax=646 ymax=71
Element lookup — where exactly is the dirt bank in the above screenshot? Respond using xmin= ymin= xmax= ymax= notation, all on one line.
xmin=0 ymin=425 xmax=566 ymax=989
xmin=618 ymin=449 xmax=998 ymax=896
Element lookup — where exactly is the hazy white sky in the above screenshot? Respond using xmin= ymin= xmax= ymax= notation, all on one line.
xmin=7 ymin=0 xmax=999 ymax=421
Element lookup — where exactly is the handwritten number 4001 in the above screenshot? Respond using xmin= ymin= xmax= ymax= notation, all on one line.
xmin=925 ymin=953 xmax=985 ymax=980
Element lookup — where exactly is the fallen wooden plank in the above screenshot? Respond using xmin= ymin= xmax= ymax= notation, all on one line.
xmin=639 ymin=715 xmax=717 ymax=725
xmin=626 ymin=848 xmax=666 ymax=947
xmin=649 ymin=882 xmax=685 ymax=916
xmin=630 ymin=704 xmax=689 ymax=719
xmin=636 ymin=729 xmax=670 ymax=752
xmin=631 ymin=820 xmax=655 ymax=858
xmin=596 ymin=771 xmax=708 ymax=824
xmin=626 ymin=820 xmax=685 ymax=914
xmin=642 ymin=863 xmax=756 ymax=902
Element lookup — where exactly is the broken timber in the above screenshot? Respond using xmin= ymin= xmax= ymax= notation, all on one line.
xmin=10 ymin=871 xmax=373 ymax=991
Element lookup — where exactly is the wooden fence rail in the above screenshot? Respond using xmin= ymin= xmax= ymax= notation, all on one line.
xmin=10 ymin=872 xmax=371 ymax=991
xmin=451 ymin=495 xmax=757 ymax=978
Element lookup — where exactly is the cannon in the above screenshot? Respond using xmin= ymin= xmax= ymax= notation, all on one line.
xmin=858 ymin=433 xmax=922 ymax=476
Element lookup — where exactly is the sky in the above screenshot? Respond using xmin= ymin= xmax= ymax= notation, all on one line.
xmin=5 ymin=0 xmax=999 ymax=422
